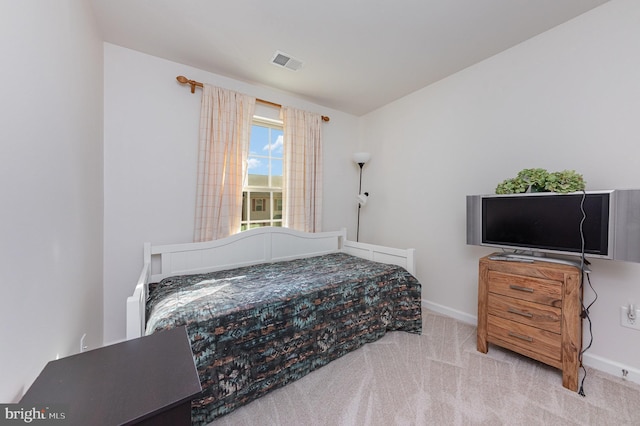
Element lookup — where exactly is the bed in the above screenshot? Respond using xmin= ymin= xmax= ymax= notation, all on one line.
xmin=126 ymin=227 xmax=422 ymax=424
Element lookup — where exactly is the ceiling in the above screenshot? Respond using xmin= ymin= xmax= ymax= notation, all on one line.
xmin=92 ymin=0 xmax=610 ymax=116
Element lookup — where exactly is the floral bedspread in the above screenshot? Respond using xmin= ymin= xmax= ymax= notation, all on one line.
xmin=146 ymin=252 xmax=422 ymax=425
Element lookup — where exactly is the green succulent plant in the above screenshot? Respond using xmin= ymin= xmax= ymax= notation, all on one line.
xmin=495 ymin=177 xmax=529 ymax=194
xmin=495 ymin=168 xmax=585 ymax=194
xmin=544 ymin=170 xmax=586 ymax=193
xmin=516 ymin=168 xmax=549 ymax=192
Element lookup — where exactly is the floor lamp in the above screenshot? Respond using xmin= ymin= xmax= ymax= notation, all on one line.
xmin=352 ymin=152 xmax=371 ymax=242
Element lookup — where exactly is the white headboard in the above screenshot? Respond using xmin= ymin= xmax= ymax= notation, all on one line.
xmin=147 ymin=227 xmax=347 ymax=282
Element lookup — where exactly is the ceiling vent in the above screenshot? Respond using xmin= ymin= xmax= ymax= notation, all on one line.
xmin=270 ymin=51 xmax=304 ymax=71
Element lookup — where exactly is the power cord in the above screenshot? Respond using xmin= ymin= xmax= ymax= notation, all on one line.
xmin=578 ymin=272 xmax=596 ymax=396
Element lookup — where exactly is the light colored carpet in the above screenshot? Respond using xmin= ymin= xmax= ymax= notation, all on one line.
xmin=210 ymin=310 xmax=640 ymax=425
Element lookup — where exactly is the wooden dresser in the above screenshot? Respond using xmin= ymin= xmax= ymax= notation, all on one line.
xmin=476 ymin=255 xmax=582 ymax=391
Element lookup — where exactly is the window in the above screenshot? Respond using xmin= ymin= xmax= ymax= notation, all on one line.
xmin=241 ymin=117 xmax=283 ymax=230
xmin=251 ymin=198 xmax=265 ymax=212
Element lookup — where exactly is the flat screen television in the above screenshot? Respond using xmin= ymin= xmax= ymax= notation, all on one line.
xmin=467 ymin=189 xmax=640 ymax=263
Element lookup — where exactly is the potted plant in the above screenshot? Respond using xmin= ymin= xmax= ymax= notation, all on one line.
xmin=495 ymin=168 xmax=585 ymax=194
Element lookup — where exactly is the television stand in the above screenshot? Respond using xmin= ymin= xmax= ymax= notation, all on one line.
xmin=488 ymin=253 xmax=591 ymax=273
xmin=477 ymin=255 xmax=583 ymax=391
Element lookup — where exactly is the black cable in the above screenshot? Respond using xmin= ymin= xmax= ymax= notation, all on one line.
xmin=577 ymin=190 xmax=596 ymax=397
xmin=579 ymin=271 xmax=597 ymax=397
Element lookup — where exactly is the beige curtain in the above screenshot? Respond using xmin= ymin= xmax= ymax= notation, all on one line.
xmin=282 ymin=107 xmax=323 ymax=232
xmin=194 ymin=84 xmax=256 ymax=242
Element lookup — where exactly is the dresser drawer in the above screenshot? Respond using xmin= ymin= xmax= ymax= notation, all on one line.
xmin=487 ymin=293 xmax=561 ymax=333
xmin=488 ymin=315 xmax=561 ymax=361
xmin=488 ymin=270 xmax=562 ymax=307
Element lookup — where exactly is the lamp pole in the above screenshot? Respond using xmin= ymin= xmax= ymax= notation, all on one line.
xmin=352 ymin=152 xmax=371 ymax=243
xmin=356 ymin=162 xmax=364 ymax=242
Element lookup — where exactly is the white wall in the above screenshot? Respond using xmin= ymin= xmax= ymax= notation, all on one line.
xmin=103 ymin=44 xmax=360 ymax=344
xmin=0 ymin=0 xmax=104 ymax=402
xmin=359 ymin=0 xmax=640 ymax=380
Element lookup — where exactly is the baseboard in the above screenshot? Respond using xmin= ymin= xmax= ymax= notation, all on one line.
xmin=422 ymin=299 xmax=477 ymax=325
xmin=582 ymin=353 xmax=640 ymax=386
xmin=421 ymin=299 xmax=640 ymax=386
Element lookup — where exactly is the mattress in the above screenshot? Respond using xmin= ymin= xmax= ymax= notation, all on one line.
xmin=146 ymin=252 xmax=422 ymax=424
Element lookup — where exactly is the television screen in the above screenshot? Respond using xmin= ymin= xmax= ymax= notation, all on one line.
xmin=482 ymin=193 xmax=610 ymax=256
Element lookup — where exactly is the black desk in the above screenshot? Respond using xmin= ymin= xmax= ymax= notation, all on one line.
xmin=21 ymin=326 xmax=201 ymax=425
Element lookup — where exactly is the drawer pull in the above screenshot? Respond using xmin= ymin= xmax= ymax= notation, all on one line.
xmin=509 ymin=284 xmax=534 ymax=293
xmin=507 ymin=307 xmax=533 ymax=318
xmin=508 ymin=331 xmax=533 ymax=342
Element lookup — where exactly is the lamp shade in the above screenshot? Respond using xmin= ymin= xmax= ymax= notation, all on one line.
xmin=352 ymin=152 xmax=371 ymax=165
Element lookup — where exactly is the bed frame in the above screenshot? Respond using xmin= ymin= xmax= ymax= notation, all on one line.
xmin=126 ymin=227 xmax=416 ymax=340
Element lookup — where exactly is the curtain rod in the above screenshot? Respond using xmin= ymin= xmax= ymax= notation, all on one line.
xmin=176 ymin=76 xmax=330 ymax=122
